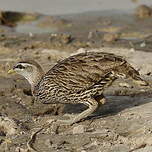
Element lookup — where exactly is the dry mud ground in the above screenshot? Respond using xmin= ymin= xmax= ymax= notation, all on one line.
xmin=1 ymin=9 xmax=152 ymax=152
xmin=1 ymin=44 xmax=152 ymax=152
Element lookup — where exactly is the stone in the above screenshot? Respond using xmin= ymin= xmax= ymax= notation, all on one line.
xmin=73 ymin=125 xmax=85 ymax=134
xmin=103 ymin=33 xmax=118 ymax=42
xmin=135 ymin=5 xmax=152 ymax=18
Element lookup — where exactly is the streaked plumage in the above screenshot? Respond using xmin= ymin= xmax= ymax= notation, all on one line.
xmin=10 ymin=52 xmax=148 ymax=124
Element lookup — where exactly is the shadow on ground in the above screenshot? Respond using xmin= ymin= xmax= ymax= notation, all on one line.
xmin=64 ymin=95 xmax=152 ymax=121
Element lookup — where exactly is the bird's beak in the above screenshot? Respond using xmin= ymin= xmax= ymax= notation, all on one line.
xmin=8 ymin=69 xmax=15 ymax=74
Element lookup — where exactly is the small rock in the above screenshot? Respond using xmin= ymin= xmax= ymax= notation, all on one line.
xmin=88 ymin=31 xmax=93 ymax=39
xmin=135 ymin=5 xmax=152 ymax=18
xmin=140 ymin=42 xmax=146 ymax=47
xmin=129 ymin=48 xmax=135 ymax=52
xmin=103 ymin=33 xmax=118 ymax=42
xmin=99 ymin=26 xmax=122 ymax=33
xmin=50 ymin=33 xmax=72 ymax=44
xmin=119 ymin=82 xmax=131 ymax=88
xmin=73 ymin=125 xmax=85 ymax=134
xmin=15 ymin=147 xmax=28 ymax=152
xmin=0 ymin=115 xmax=18 ymax=135
xmin=29 ymin=32 xmax=34 ymax=37
xmin=62 ymin=34 xmax=72 ymax=44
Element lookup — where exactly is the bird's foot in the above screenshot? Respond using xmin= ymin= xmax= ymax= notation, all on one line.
xmin=55 ymin=114 xmax=77 ymax=125
xmin=56 ymin=119 xmax=75 ymax=125
xmin=45 ymin=114 xmax=77 ymax=126
xmin=62 ymin=113 xmax=76 ymax=119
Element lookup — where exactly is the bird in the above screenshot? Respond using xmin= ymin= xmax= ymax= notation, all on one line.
xmin=8 ymin=51 xmax=148 ymax=125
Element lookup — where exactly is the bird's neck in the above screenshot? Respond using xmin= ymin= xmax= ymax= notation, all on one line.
xmin=29 ymin=68 xmax=44 ymax=92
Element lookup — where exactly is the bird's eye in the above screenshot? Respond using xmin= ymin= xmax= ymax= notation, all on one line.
xmin=15 ymin=64 xmax=25 ymax=69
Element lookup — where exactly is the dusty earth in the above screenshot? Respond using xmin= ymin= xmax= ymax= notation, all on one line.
xmin=1 ymin=6 xmax=152 ymax=152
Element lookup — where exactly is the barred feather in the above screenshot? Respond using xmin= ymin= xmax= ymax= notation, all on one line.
xmin=32 ymin=52 xmax=147 ymax=104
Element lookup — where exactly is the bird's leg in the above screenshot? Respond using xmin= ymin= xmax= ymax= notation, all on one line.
xmin=56 ymin=98 xmax=98 ymax=125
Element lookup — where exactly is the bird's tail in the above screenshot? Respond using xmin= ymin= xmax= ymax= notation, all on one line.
xmin=116 ymin=62 xmax=148 ymax=86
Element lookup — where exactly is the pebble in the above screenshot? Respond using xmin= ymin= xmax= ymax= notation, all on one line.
xmin=140 ymin=42 xmax=146 ymax=48
xmin=15 ymin=147 xmax=28 ymax=152
xmin=103 ymin=33 xmax=118 ymax=42
xmin=0 ymin=115 xmax=18 ymax=135
xmin=129 ymin=48 xmax=135 ymax=52
xmin=73 ymin=125 xmax=85 ymax=134
xmin=135 ymin=5 xmax=152 ymax=18
xmin=119 ymin=82 xmax=131 ymax=88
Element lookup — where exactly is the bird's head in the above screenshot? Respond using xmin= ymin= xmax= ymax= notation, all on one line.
xmin=8 ymin=60 xmax=44 ymax=86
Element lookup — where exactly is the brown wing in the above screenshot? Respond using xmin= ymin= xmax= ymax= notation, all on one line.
xmin=38 ymin=52 xmax=125 ymax=94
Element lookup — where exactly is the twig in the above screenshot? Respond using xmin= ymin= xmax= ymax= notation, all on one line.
xmin=27 ymin=120 xmax=56 ymax=152
xmin=129 ymin=143 xmax=146 ymax=152
xmin=27 ymin=128 xmax=43 ymax=152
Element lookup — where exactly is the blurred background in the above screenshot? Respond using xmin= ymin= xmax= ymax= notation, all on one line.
xmin=0 ymin=0 xmax=152 ymax=15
